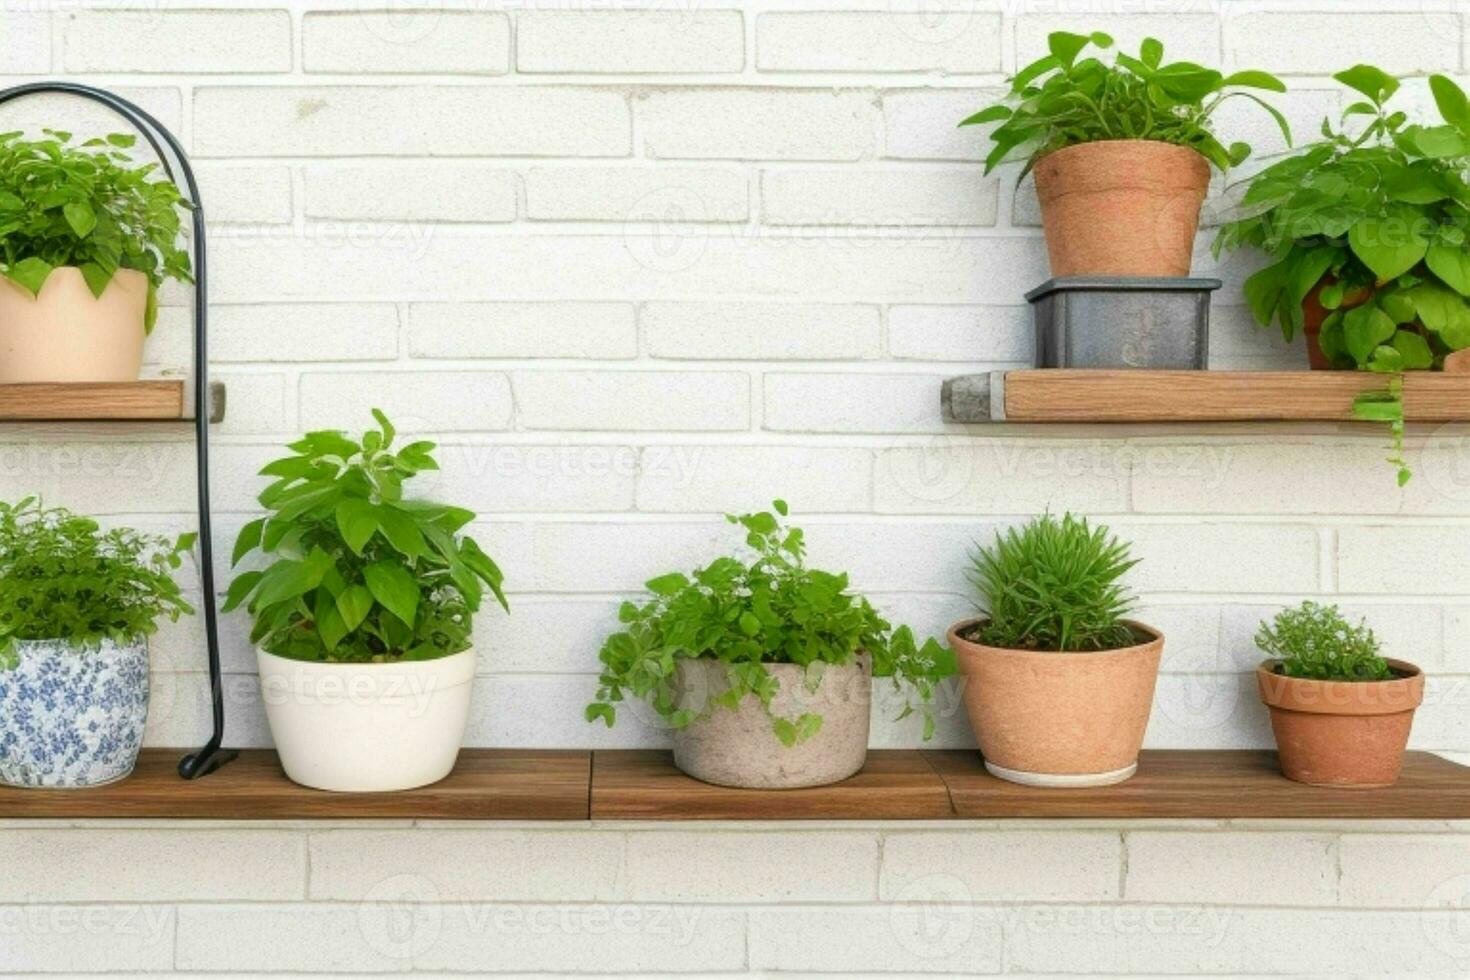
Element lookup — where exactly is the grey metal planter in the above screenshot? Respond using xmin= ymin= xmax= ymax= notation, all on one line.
xmin=1028 ymin=277 xmax=1221 ymax=369
xmin=0 ymin=638 xmax=149 ymax=788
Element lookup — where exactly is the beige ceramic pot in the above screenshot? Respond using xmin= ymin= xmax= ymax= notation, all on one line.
xmin=1257 ymin=659 xmax=1423 ymax=788
xmin=1033 ymin=140 xmax=1211 ymax=277
xmin=0 ymin=266 xmax=148 ymax=383
xmin=671 ymin=654 xmax=871 ymax=789
xmin=949 ymin=618 xmax=1163 ymax=787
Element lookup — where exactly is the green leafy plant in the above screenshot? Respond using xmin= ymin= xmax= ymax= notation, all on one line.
xmin=586 ymin=501 xmax=955 ymax=745
xmin=960 ymin=31 xmax=1289 ymax=176
xmin=1215 ymin=67 xmax=1470 ymax=484
xmin=0 ymin=498 xmax=194 ymax=669
xmin=965 ymin=513 xmax=1140 ymax=652
xmin=224 ymin=410 xmax=507 ymax=664
xmin=1255 ymin=601 xmax=1392 ymax=682
xmin=0 ymin=129 xmax=193 ymax=332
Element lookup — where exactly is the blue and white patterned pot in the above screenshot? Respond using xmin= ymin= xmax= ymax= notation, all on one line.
xmin=0 ymin=638 xmax=149 ymax=788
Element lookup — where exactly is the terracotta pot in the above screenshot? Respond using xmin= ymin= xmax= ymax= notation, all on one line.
xmin=949 ymin=618 xmax=1163 ymax=787
xmin=1033 ymin=140 xmax=1211 ymax=277
xmin=670 ymin=654 xmax=871 ymax=789
xmin=1300 ymin=277 xmax=1371 ymax=371
xmin=0 ymin=266 xmax=147 ymax=383
xmin=1256 ymin=659 xmax=1424 ymax=788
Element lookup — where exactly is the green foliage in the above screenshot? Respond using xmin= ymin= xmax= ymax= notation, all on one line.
xmin=0 ymin=130 xmax=193 ymax=333
xmin=0 ymin=498 xmax=194 ymax=669
xmin=585 ymin=501 xmax=955 ymax=744
xmin=224 ymin=410 xmax=508 ymax=664
xmin=1256 ymin=601 xmax=1392 ymax=682
xmin=967 ymin=513 xmax=1140 ymax=653
xmin=960 ymin=31 xmax=1288 ymax=176
xmin=1215 ymin=68 xmax=1470 ymax=483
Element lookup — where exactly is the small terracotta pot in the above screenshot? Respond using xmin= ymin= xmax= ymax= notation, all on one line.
xmin=0 ymin=266 xmax=148 ymax=383
xmin=1301 ymin=277 xmax=1371 ymax=371
xmin=670 ymin=654 xmax=871 ymax=789
xmin=1256 ymin=659 xmax=1424 ymax=788
xmin=1033 ymin=140 xmax=1211 ymax=277
xmin=949 ymin=618 xmax=1163 ymax=787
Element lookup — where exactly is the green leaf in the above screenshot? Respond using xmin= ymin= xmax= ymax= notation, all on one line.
xmin=1349 ymin=213 xmax=1429 ymax=282
xmin=1431 ymin=74 xmax=1470 ymax=132
xmin=1221 ymin=70 xmax=1285 ymax=93
xmin=958 ymin=105 xmax=1010 ymax=128
xmin=1047 ymin=30 xmax=1098 ymax=69
xmin=1334 ymin=64 xmax=1399 ymax=105
xmin=313 ymin=588 xmax=348 ymax=652
xmin=1139 ymin=37 xmax=1163 ymax=69
xmin=78 ymin=262 xmax=112 ymax=298
xmin=1408 ymin=283 xmax=1470 ymax=347
xmin=646 ymin=572 xmax=690 ymax=596
xmin=377 ymin=507 xmax=426 ymax=559
xmin=252 ymin=555 xmax=331 ymax=609
xmin=106 ymin=133 xmax=137 ymax=148
xmin=585 ymin=703 xmax=616 ymax=727
xmin=1392 ymin=330 xmax=1435 ymax=370
xmin=4 ymin=256 xmax=52 ymax=297
xmin=1411 ymin=125 xmax=1470 ymax=159
xmin=222 ymin=570 xmax=262 ymax=613
xmin=144 ymin=280 xmax=158 ymax=336
xmin=63 ymin=201 xmax=97 ymax=239
xmin=363 ymin=560 xmax=420 ymax=627
xmin=1342 ymin=305 xmax=1397 ymax=364
xmin=739 ymin=611 xmax=762 ymax=636
xmin=232 ymin=518 xmax=264 ymax=567
xmin=335 ymin=584 xmax=375 ymax=632
xmin=1427 ymin=243 xmax=1470 ymax=295
xmin=334 ymin=499 xmax=378 ymax=554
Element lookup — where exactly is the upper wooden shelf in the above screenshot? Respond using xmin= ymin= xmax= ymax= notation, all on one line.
xmin=2 ymin=748 xmax=1467 ymax=821
xmin=944 ymin=370 xmax=1470 ymax=424
xmin=0 ymin=380 xmax=225 ymax=422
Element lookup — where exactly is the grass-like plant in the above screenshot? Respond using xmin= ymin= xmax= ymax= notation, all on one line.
xmin=224 ymin=411 xmax=507 ymax=664
xmin=960 ymin=31 xmax=1289 ymax=176
xmin=1256 ymin=601 xmax=1392 ymax=682
xmin=966 ymin=513 xmax=1140 ymax=652
xmin=0 ymin=498 xmax=194 ymax=669
xmin=0 ymin=130 xmax=193 ymax=332
xmin=586 ymin=501 xmax=955 ymax=744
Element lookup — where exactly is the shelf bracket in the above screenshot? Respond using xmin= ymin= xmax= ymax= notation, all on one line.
xmin=941 ymin=372 xmax=1005 ymax=423
xmin=0 ymin=82 xmax=237 ymax=780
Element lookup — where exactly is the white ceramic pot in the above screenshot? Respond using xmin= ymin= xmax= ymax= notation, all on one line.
xmin=256 ymin=648 xmax=476 ymax=792
xmin=0 ymin=266 xmax=148 ymax=383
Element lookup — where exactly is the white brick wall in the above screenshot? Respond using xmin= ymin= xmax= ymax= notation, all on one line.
xmin=4 ymin=2 xmax=1470 ymax=972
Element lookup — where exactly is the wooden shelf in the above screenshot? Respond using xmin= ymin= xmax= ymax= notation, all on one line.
xmin=2 ymin=749 xmax=1466 ymax=820
xmin=0 ymin=380 xmax=225 ymax=422
xmin=589 ymin=750 xmax=954 ymax=820
xmin=0 ymin=749 xmax=591 ymax=820
xmin=924 ymin=750 xmax=1470 ymax=819
xmin=944 ymin=370 xmax=1470 ymax=424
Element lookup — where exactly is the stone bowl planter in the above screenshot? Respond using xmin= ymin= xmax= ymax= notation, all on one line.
xmin=0 ymin=637 xmax=150 ymax=788
xmin=0 ymin=267 xmax=148 ymax=383
xmin=1257 ymin=658 xmax=1424 ymax=788
xmin=671 ymin=654 xmax=871 ymax=789
xmin=257 ymin=648 xmax=476 ymax=793
xmin=949 ymin=618 xmax=1163 ymax=787
xmin=1034 ymin=140 xmax=1211 ymax=277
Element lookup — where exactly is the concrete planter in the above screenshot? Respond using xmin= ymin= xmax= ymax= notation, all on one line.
xmin=671 ymin=654 xmax=871 ymax=789
xmin=0 ymin=637 xmax=149 ymax=789
xmin=949 ymin=618 xmax=1163 ymax=787
xmin=1257 ymin=659 xmax=1424 ymax=787
xmin=0 ymin=267 xmax=148 ymax=383
xmin=1027 ymin=276 xmax=1220 ymax=369
xmin=257 ymin=648 xmax=476 ymax=792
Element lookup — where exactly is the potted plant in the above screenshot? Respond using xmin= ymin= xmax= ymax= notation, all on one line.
xmin=1216 ymin=67 xmax=1470 ymax=483
xmin=1255 ymin=601 xmax=1423 ymax=788
xmin=962 ymin=31 xmax=1288 ymax=277
xmin=949 ymin=513 xmax=1160 ymax=787
xmin=224 ymin=410 xmax=508 ymax=793
xmin=0 ymin=498 xmax=193 ymax=788
xmin=585 ymin=501 xmax=953 ymax=789
xmin=0 ymin=129 xmax=192 ymax=383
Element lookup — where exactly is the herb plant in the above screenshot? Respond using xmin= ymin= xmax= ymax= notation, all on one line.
xmin=585 ymin=501 xmax=955 ymax=745
xmin=960 ymin=31 xmax=1289 ymax=176
xmin=1256 ymin=601 xmax=1392 ymax=682
xmin=0 ymin=498 xmax=194 ymax=669
xmin=0 ymin=130 xmax=193 ymax=332
xmin=224 ymin=411 xmax=507 ymax=664
xmin=1214 ymin=67 xmax=1470 ymax=483
xmin=966 ymin=513 xmax=1140 ymax=653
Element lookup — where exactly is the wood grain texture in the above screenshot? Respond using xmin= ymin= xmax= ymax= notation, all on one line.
xmin=1000 ymin=370 xmax=1470 ymax=423
xmin=0 ymin=381 xmax=185 ymax=420
xmin=589 ymin=750 xmax=955 ymax=820
xmin=0 ymin=749 xmax=591 ymax=820
xmin=925 ymin=749 xmax=1470 ymax=819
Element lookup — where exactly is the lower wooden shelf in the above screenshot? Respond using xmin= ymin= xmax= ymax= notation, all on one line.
xmin=0 ymin=380 xmax=227 ymax=422
xmin=1 ymin=749 xmax=1466 ymax=820
xmin=944 ymin=370 xmax=1470 ymax=424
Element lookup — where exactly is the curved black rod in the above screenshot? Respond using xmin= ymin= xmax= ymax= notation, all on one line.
xmin=0 ymin=82 xmax=236 ymax=779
